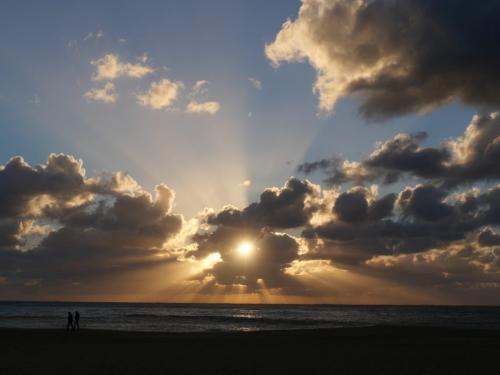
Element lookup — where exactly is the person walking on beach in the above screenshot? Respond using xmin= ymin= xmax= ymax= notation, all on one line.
xmin=67 ymin=312 xmax=74 ymax=331
xmin=74 ymin=311 xmax=80 ymax=331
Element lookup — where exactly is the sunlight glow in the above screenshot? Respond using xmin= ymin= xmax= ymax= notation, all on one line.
xmin=202 ymin=252 xmax=222 ymax=269
xmin=237 ymin=242 xmax=253 ymax=257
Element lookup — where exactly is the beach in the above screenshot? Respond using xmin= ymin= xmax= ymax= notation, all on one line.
xmin=1 ymin=326 xmax=498 ymax=374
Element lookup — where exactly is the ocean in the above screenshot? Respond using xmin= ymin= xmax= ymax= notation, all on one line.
xmin=0 ymin=302 xmax=499 ymax=332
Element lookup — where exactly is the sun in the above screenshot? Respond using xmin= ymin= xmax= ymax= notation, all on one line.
xmin=237 ymin=242 xmax=253 ymax=257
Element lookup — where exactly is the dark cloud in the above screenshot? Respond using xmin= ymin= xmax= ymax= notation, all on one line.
xmin=208 ymin=178 xmax=319 ymax=229
xmin=0 ymin=154 xmax=182 ymax=297
xmin=299 ymin=113 xmax=500 ymax=188
xmin=365 ymin=132 xmax=448 ymax=182
xmin=477 ymin=228 xmax=500 ymax=247
xmin=267 ymin=0 xmax=500 ymax=119
xmin=192 ymin=174 xmax=500 ymax=296
xmin=397 ymin=185 xmax=453 ymax=222
xmin=368 ymin=193 xmax=397 ymax=221
xmin=334 ymin=189 xmax=369 ymax=223
xmin=189 ymin=178 xmax=319 ymax=291
xmin=193 ymin=226 xmax=301 ymax=291
xmin=1 ymin=154 xmax=499 ymax=302
xmin=332 ymin=188 xmax=395 ymax=223
xmin=307 ymin=184 xmax=490 ymax=265
xmin=0 ymin=154 xmax=87 ymax=218
xmin=364 ymin=232 xmax=500 ymax=303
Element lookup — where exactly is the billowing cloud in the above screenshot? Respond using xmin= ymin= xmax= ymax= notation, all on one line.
xmin=0 ymin=154 xmax=182 ymax=298
xmin=183 ymin=178 xmax=323 ymax=292
xmin=192 ymin=227 xmax=301 ymax=292
xmin=137 ymin=79 xmax=183 ymax=110
xmin=304 ymin=181 xmax=500 ymax=267
xmin=266 ymin=0 xmax=500 ymax=119
xmin=84 ymin=82 xmax=117 ymax=103
xmin=300 ymin=113 xmax=500 ymax=188
xmin=208 ymin=178 xmax=320 ymax=230
xmin=365 ymin=230 xmax=500 ymax=302
xmin=185 ymin=174 xmax=500 ymax=300
xmin=91 ymin=53 xmax=154 ymax=81
xmin=1 ymin=153 xmax=499 ymax=302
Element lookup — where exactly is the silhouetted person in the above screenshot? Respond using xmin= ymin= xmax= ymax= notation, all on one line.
xmin=67 ymin=312 xmax=73 ymax=331
xmin=74 ymin=311 xmax=80 ymax=331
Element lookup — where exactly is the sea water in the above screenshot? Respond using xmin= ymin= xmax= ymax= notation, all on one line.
xmin=0 ymin=302 xmax=499 ymax=332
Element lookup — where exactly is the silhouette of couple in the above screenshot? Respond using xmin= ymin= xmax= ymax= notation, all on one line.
xmin=67 ymin=311 xmax=80 ymax=331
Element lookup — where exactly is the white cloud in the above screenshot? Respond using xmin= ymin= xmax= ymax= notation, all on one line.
xmin=248 ymin=78 xmax=262 ymax=90
xmin=186 ymin=80 xmax=220 ymax=115
xmin=138 ymin=53 xmax=149 ymax=64
xmin=84 ymin=82 xmax=117 ymax=103
xmin=83 ymin=30 xmax=104 ymax=41
xmin=190 ymin=80 xmax=209 ymax=96
xmin=67 ymin=40 xmax=78 ymax=50
xmin=137 ymin=79 xmax=183 ymax=109
xmin=186 ymin=101 xmax=220 ymax=115
xmin=29 ymin=94 xmax=40 ymax=106
xmin=91 ymin=54 xmax=154 ymax=81
xmin=240 ymin=180 xmax=252 ymax=187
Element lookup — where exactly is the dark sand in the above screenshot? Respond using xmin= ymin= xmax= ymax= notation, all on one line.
xmin=1 ymin=326 xmax=499 ymax=374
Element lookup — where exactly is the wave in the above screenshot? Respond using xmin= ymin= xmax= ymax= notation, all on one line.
xmin=122 ymin=313 xmax=343 ymax=326
xmin=0 ymin=315 xmax=61 ymax=320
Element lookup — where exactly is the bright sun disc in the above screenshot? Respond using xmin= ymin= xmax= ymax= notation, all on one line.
xmin=237 ymin=242 xmax=253 ymax=256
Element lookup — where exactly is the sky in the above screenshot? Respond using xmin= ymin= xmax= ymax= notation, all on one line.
xmin=1 ymin=0 xmax=500 ymax=304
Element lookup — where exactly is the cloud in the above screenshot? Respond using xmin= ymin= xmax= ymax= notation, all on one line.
xmin=0 ymin=154 xmax=183 ymax=298
xmin=91 ymin=54 xmax=154 ymax=81
xmin=186 ymin=81 xmax=220 ymax=115
xmin=186 ymin=101 xmax=220 ymax=114
xmin=365 ymin=231 xmax=500 ymax=302
xmin=248 ymin=78 xmax=262 ymax=90
xmin=84 ymin=82 xmax=117 ymax=103
xmin=240 ymin=180 xmax=252 ymax=188
xmin=304 ymin=181 xmax=492 ymax=268
xmin=208 ymin=178 xmax=320 ymax=230
xmin=266 ymin=0 xmax=500 ymax=119
xmin=136 ymin=79 xmax=183 ymax=110
xmin=191 ymin=80 xmax=209 ymax=95
xmin=299 ymin=112 xmax=500 ymax=188
xmin=186 ymin=175 xmax=500 ymax=299
xmin=1 ymin=152 xmax=499 ymax=302
xmin=86 ymin=56 xmax=220 ymax=113
xmin=184 ymin=178 xmax=323 ymax=291
xmin=397 ymin=185 xmax=453 ymax=222
xmin=83 ymin=30 xmax=104 ymax=41
xmin=0 ymin=154 xmax=88 ymax=220
xmin=29 ymin=94 xmax=40 ymax=106
xmin=191 ymin=226 xmax=301 ymax=291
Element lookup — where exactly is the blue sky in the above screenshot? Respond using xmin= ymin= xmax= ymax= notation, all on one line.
xmin=0 ymin=0 xmax=477 ymax=216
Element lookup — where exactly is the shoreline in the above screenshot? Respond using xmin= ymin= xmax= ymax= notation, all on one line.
xmin=1 ymin=326 xmax=499 ymax=374
xmin=2 ymin=300 xmax=500 ymax=307
xmin=2 ymin=324 xmax=500 ymax=335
